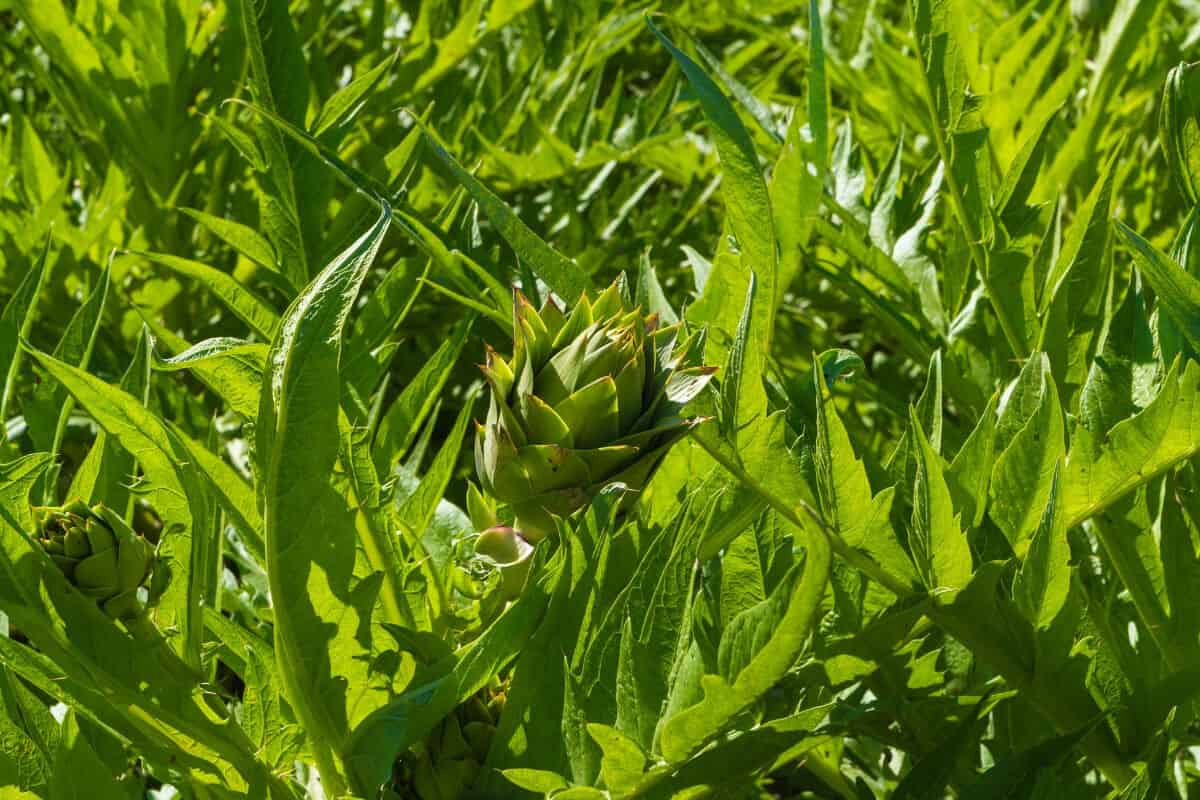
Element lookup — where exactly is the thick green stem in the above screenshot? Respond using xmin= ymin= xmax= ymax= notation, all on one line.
xmin=802 ymin=743 xmax=859 ymax=800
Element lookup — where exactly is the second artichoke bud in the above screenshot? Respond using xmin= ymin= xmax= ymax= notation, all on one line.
xmin=33 ymin=500 xmax=155 ymax=621
xmin=474 ymin=278 xmax=714 ymax=541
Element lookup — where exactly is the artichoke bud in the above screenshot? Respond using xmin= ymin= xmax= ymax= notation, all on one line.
xmin=438 ymin=716 xmax=472 ymax=762
xmin=474 ymin=526 xmax=533 ymax=599
xmin=84 ymin=517 xmax=116 ymax=554
xmin=390 ymin=675 xmax=510 ymax=796
xmin=32 ymin=500 xmax=155 ymax=620
xmin=64 ymin=527 xmax=90 ymax=559
xmin=461 ymin=721 xmax=493 ymax=761
xmin=475 ymin=278 xmax=714 ymax=541
xmin=461 ymin=696 xmax=493 ymax=726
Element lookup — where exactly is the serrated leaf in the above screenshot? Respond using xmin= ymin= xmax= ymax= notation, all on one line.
xmin=814 ymin=363 xmax=919 ymax=591
xmin=150 ymin=334 xmax=266 ymax=420
xmin=658 ymin=522 xmax=830 ymax=761
xmin=909 ymin=408 xmax=971 ymax=594
xmin=947 ymin=392 xmax=999 ymax=529
xmin=1013 ymin=464 xmax=1070 ymax=629
xmin=257 ymin=207 xmax=393 ymax=789
xmin=1064 ymin=359 xmax=1200 ymax=529
xmin=990 ymin=353 xmax=1065 ymax=545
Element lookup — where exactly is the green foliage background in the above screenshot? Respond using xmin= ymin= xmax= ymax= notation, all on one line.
xmin=1 ymin=0 xmax=1200 ymax=797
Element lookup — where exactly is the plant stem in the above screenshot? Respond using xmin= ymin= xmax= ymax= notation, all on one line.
xmin=906 ymin=17 xmax=1027 ymax=361
xmin=1089 ymin=517 xmax=1189 ymax=673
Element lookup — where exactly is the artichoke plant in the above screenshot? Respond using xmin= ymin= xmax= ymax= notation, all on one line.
xmin=389 ymin=681 xmax=507 ymax=800
xmin=475 ymin=279 xmax=714 ymax=542
xmin=33 ymin=499 xmax=155 ymax=620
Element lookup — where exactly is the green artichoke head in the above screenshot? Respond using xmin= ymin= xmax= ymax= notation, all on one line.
xmin=392 ymin=681 xmax=506 ymax=800
xmin=474 ymin=278 xmax=714 ymax=540
xmin=33 ymin=500 xmax=154 ymax=620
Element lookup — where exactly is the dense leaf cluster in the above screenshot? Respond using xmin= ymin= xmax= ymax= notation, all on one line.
xmin=1 ymin=0 xmax=1199 ymax=798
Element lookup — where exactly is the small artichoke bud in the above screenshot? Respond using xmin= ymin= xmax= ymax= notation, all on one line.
xmin=461 ymin=696 xmax=493 ymax=727
xmin=461 ymin=721 xmax=493 ymax=761
xmin=474 ymin=278 xmax=714 ymax=540
xmin=33 ymin=500 xmax=155 ymax=620
xmin=474 ymin=526 xmax=534 ymax=599
xmin=391 ymin=680 xmax=509 ymax=799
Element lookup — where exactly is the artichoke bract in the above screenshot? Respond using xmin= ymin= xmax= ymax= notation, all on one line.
xmin=33 ymin=500 xmax=154 ymax=620
xmin=475 ymin=279 xmax=714 ymax=541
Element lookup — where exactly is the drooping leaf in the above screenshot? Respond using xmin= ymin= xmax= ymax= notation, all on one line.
xmin=121 ymin=251 xmax=281 ymax=340
xmin=24 ymin=348 xmax=214 ymax=670
xmin=68 ymin=324 xmax=152 ymax=511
